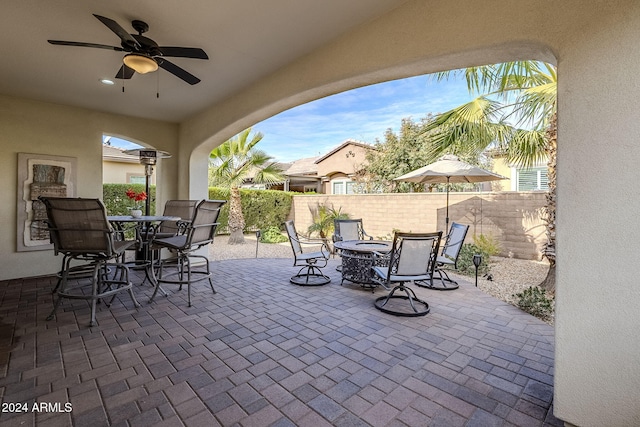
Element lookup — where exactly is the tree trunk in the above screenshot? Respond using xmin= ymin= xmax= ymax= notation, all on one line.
xmin=227 ymin=187 xmax=246 ymax=244
xmin=540 ymin=113 xmax=557 ymax=293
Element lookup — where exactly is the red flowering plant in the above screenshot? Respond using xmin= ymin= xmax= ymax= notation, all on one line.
xmin=125 ymin=188 xmax=147 ymax=210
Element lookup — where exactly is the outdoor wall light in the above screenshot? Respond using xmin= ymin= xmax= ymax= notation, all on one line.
xmin=123 ymin=53 xmax=158 ymax=74
xmin=473 ymin=254 xmax=482 ymax=287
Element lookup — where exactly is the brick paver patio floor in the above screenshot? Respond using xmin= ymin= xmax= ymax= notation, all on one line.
xmin=0 ymin=258 xmax=560 ymax=426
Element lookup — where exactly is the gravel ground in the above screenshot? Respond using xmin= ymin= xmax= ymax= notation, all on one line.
xmin=210 ymin=234 xmax=553 ymax=324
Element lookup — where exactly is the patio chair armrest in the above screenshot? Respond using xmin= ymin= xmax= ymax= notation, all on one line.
xmin=371 ymin=250 xmax=389 ymax=258
xmin=371 ymin=250 xmax=391 ymax=267
xmin=176 ymin=220 xmax=191 ymax=234
xmin=296 ymin=237 xmax=331 ymax=258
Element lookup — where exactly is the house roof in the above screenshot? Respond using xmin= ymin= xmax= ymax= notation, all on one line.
xmin=102 ymin=144 xmax=140 ymax=163
xmin=283 ymin=157 xmax=320 ymax=176
xmin=314 ymin=139 xmax=374 ymax=164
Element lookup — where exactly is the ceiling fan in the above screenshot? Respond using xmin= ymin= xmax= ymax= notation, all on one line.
xmin=48 ymin=14 xmax=208 ymax=85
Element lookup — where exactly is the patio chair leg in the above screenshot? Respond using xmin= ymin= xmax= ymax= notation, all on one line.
xmin=374 ymin=283 xmax=430 ymax=317
xmin=122 ymin=265 xmax=141 ymax=308
xmin=47 ymin=257 xmax=73 ymax=321
xmin=206 ymin=259 xmax=216 ymax=294
xmin=89 ymin=263 xmax=100 ymax=327
xmin=186 ymin=255 xmax=192 ymax=307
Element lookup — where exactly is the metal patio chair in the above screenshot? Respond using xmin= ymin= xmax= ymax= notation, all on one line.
xmin=284 ymin=220 xmax=331 ymax=286
xmin=417 ymin=222 xmax=469 ymax=291
xmin=151 ymin=199 xmax=226 ymax=306
xmin=153 ymin=199 xmax=200 ymax=239
xmin=41 ymin=197 xmax=140 ymax=327
xmin=332 ymin=218 xmax=373 ymax=243
xmin=332 ymin=218 xmax=373 ymax=270
xmin=371 ymin=231 xmax=442 ymax=317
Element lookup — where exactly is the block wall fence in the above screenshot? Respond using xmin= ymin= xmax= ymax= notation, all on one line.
xmin=290 ymin=192 xmax=547 ymax=260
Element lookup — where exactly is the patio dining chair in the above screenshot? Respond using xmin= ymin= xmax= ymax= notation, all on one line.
xmin=284 ymin=220 xmax=331 ymax=286
xmin=371 ymin=231 xmax=442 ymax=317
xmin=417 ymin=222 xmax=469 ymax=291
xmin=332 ymin=218 xmax=373 ymax=243
xmin=150 ymin=199 xmax=226 ymax=306
xmin=332 ymin=218 xmax=373 ymax=270
xmin=153 ymin=199 xmax=200 ymax=239
xmin=41 ymin=197 xmax=140 ymax=327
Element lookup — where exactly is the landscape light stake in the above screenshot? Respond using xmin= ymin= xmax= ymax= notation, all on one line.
xmin=473 ymin=254 xmax=482 ymax=287
xmin=255 ymin=230 xmax=261 ymax=258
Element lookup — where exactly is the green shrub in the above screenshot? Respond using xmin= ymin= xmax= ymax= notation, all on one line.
xmin=515 ymin=286 xmax=554 ymax=320
xmin=260 ymin=226 xmax=288 ymax=244
xmin=307 ymin=203 xmax=349 ymax=239
xmin=473 ymin=233 xmax=501 ymax=256
xmin=209 ymin=187 xmax=294 ymax=234
xmin=455 ymin=243 xmax=491 ymax=276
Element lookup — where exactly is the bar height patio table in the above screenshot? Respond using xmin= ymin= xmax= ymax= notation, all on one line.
xmin=108 ymin=215 xmax=180 ymax=292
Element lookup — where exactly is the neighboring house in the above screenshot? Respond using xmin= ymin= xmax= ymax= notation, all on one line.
xmin=279 ymin=157 xmax=321 ymax=192
xmin=241 ymin=139 xmax=374 ymax=194
xmin=315 ymin=140 xmax=373 ymax=194
xmin=492 ymin=153 xmax=549 ymax=192
xmin=102 ymin=144 xmax=155 ymax=185
xmin=240 ymin=158 xmax=321 ymax=192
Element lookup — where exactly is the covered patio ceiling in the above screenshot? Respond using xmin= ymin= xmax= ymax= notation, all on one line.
xmin=1 ymin=0 xmax=408 ymax=123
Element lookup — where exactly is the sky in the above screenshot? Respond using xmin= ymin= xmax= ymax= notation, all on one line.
xmin=107 ymin=73 xmax=476 ymax=163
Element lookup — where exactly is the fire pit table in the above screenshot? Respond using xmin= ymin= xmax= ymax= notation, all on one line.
xmin=333 ymin=240 xmax=392 ymax=290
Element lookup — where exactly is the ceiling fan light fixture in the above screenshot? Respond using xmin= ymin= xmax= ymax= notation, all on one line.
xmin=123 ymin=53 xmax=158 ymax=74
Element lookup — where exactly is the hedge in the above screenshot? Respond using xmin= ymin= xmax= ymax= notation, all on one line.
xmin=208 ymin=187 xmax=295 ymax=234
xmin=103 ymin=183 xmax=157 ymax=215
xmin=101 ymin=184 xmax=294 ymax=234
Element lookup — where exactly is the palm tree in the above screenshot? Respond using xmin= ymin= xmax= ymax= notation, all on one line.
xmin=209 ymin=128 xmax=284 ymax=244
xmin=425 ymin=61 xmax=557 ymax=292
xmin=307 ymin=202 xmax=349 ymax=242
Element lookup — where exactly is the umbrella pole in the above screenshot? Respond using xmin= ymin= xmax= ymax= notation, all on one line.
xmin=445 ymin=177 xmax=450 ymax=232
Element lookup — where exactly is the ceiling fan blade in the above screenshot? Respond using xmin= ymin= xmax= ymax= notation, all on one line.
xmin=157 ymin=58 xmax=201 ymax=85
xmin=48 ymin=40 xmax=125 ymax=51
xmin=158 ymin=47 xmax=209 ymax=60
xmin=93 ymin=14 xmax=140 ymax=48
xmin=115 ymin=65 xmax=135 ymax=79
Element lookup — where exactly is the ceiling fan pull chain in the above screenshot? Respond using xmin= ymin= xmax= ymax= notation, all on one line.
xmin=156 ymin=71 xmax=160 ymax=99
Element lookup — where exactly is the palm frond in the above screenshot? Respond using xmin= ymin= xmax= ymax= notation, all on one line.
xmin=424 ymin=61 xmax=557 ymax=169
xmin=504 ymin=129 xmax=547 ymax=169
xmin=209 ymin=127 xmax=282 ymax=188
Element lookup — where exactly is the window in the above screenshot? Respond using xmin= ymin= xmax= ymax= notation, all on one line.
xmin=516 ymin=167 xmax=548 ymax=191
xmin=332 ymin=181 xmax=344 ymax=194
xmin=129 ymin=175 xmax=146 ymax=184
xmin=331 ymin=179 xmax=356 ymax=194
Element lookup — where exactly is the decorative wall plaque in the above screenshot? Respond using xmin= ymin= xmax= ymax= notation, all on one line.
xmin=17 ymin=153 xmax=77 ymax=252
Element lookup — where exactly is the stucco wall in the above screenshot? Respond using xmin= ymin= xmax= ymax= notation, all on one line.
xmin=315 ymin=143 xmax=370 ymax=178
xmin=291 ymin=192 xmax=546 ymax=260
xmin=103 ymin=160 xmax=155 ymax=185
xmin=553 ymin=5 xmax=640 ymax=426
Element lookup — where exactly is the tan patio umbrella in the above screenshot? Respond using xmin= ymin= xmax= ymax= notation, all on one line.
xmin=394 ymin=154 xmax=507 ymax=231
